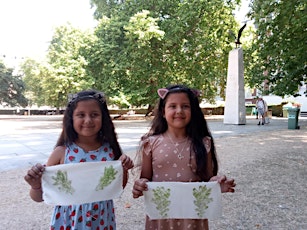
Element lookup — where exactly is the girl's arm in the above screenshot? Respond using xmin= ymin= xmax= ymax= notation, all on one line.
xmin=210 ymin=175 xmax=236 ymax=193
xmin=46 ymin=146 xmax=66 ymax=166
xmin=204 ymin=138 xmax=236 ymax=193
xmin=204 ymin=136 xmax=215 ymax=179
xmin=24 ymin=163 xmax=45 ymax=202
xmin=24 ymin=146 xmax=65 ymax=202
xmin=132 ymin=150 xmax=153 ymax=198
xmin=119 ymin=154 xmax=134 ymax=188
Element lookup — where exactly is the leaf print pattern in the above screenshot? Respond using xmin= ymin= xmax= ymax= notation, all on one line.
xmin=193 ymin=185 xmax=213 ymax=218
xmin=50 ymin=143 xmax=116 ymax=229
xmin=152 ymin=186 xmax=171 ymax=218
xmin=51 ymin=170 xmax=75 ymax=195
xmin=95 ymin=165 xmax=118 ymax=191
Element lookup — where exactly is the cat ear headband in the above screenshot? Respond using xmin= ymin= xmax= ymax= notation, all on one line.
xmin=157 ymin=88 xmax=200 ymax=99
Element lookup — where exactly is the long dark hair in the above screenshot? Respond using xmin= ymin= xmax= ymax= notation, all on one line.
xmin=55 ymin=89 xmax=122 ymax=160
xmin=145 ymin=84 xmax=218 ymax=181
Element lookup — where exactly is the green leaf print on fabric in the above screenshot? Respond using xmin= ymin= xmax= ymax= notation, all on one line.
xmin=95 ymin=165 xmax=118 ymax=191
xmin=193 ymin=185 xmax=213 ymax=218
xmin=152 ymin=186 xmax=171 ymax=218
xmin=52 ymin=170 xmax=75 ymax=195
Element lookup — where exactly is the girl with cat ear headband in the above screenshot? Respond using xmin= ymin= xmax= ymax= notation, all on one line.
xmin=133 ymin=84 xmax=235 ymax=230
xmin=157 ymin=86 xmax=201 ymax=99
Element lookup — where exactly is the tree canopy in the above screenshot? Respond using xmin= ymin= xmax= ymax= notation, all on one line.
xmin=88 ymin=0 xmax=240 ymax=105
xmin=18 ymin=0 xmax=307 ymax=109
xmin=0 ymin=61 xmax=28 ymax=107
xmin=46 ymin=24 xmax=97 ymax=108
xmin=21 ymin=24 xmax=97 ymax=109
xmin=21 ymin=59 xmax=47 ymax=107
xmin=247 ymin=0 xmax=307 ymax=96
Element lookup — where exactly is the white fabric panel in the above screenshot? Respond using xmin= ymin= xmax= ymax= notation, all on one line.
xmin=42 ymin=161 xmax=123 ymax=205
xmin=144 ymin=181 xmax=222 ymax=220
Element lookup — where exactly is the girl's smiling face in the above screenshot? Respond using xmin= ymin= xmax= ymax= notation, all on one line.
xmin=163 ymin=92 xmax=191 ymax=131
xmin=72 ymin=99 xmax=102 ymax=138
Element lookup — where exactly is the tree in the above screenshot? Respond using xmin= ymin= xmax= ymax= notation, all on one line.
xmin=45 ymin=24 xmax=96 ymax=109
xmin=88 ymin=0 xmax=240 ymax=106
xmin=0 ymin=61 xmax=28 ymax=107
xmin=20 ymin=58 xmax=47 ymax=107
xmin=247 ymin=0 xmax=307 ymax=96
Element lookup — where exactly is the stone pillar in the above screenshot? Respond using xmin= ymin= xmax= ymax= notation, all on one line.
xmin=223 ymin=48 xmax=246 ymax=125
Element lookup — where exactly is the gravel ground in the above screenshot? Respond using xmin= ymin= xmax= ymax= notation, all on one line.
xmin=1 ymin=122 xmax=306 ymax=230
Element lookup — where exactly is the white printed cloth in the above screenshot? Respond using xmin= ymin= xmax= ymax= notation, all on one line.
xmin=144 ymin=181 xmax=222 ymax=220
xmin=42 ymin=161 xmax=123 ymax=205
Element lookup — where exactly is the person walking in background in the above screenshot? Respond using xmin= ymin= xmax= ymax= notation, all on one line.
xmin=24 ymin=89 xmax=134 ymax=229
xmin=256 ymin=97 xmax=268 ymax=125
xmin=132 ymin=84 xmax=236 ymax=230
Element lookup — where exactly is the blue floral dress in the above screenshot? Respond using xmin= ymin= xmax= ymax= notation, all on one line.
xmin=49 ymin=142 xmax=116 ymax=230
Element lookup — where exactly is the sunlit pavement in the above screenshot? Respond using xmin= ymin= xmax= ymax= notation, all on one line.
xmin=0 ymin=115 xmax=306 ymax=172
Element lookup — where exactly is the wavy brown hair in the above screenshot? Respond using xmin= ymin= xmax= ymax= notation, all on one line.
xmin=144 ymin=84 xmax=218 ymax=181
xmin=55 ymin=89 xmax=122 ymax=160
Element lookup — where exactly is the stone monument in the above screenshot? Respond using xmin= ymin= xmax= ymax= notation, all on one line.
xmin=223 ymin=47 xmax=246 ymax=125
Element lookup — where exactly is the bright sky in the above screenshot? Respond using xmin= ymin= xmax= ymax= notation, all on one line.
xmin=0 ymin=0 xmax=250 ymax=68
xmin=235 ymin=0 xmax=250 ymax=22
xmin=0 ymin=0 xmax=96 ymax=67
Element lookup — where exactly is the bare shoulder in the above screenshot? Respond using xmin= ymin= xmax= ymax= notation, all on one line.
xmin=47 ymin=146 xmax=66 ymax=166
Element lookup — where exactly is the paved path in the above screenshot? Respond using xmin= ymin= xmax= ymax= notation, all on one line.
xmin=1 ymin=115 xmax=306 ymax=230
xmin=0 ymin=115 xmax=305 ymax=172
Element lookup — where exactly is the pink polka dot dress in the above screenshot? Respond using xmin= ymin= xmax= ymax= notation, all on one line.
xmin=141 ymin=134 xmax=211 ymax=230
